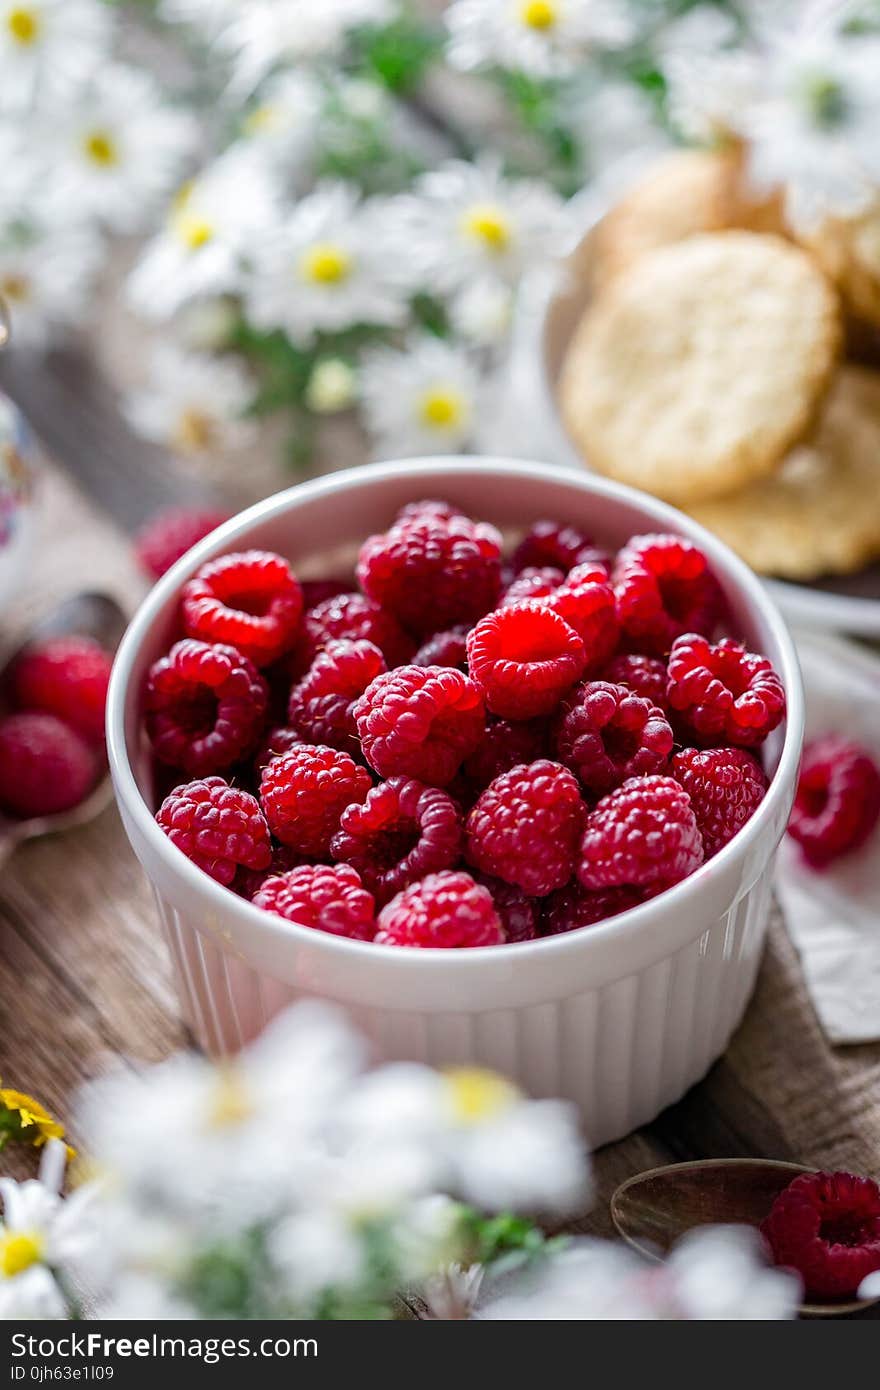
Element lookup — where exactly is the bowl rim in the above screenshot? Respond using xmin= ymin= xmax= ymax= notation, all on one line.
xmin=107 ymin=455 xmax=804 ymax=971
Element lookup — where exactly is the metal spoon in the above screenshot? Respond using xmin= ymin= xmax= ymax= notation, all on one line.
xmin=0 ymin=591 xmax=127 ymax=865
xmin=611 ymin=1157 xmax=880 ymax=1318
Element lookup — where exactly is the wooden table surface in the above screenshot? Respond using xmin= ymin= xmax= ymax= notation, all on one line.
xmin=2 ymin=349 xmax=879 ymax=1317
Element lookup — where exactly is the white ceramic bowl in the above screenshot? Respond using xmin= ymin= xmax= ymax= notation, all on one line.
xmin=107 ymin=458 xmax=804 ymax=1148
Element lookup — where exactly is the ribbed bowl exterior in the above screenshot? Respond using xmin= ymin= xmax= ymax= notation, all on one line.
xmin=108 ymin=459 xmax=803 ymax=1150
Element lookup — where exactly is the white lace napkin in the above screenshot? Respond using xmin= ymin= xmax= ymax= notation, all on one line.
xmin=775 ymin=630 xmax=880 ymax=1045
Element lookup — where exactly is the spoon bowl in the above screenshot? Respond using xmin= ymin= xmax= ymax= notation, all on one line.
xmin=0 ymin=591 xmax=127 ymax=863
xmin=611 ymin=1158 xmax=880 ymax=1317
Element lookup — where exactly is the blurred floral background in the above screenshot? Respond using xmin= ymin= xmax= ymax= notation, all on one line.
xmin=4 ymin=0 xmax=880 ymax=489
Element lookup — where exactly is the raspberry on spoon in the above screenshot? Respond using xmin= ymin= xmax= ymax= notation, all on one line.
xmin=761 ymin=1170 xmax=880 ymax=1300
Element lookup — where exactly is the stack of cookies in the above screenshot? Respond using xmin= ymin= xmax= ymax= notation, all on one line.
xmin=558 ymin=148 xmax=880 ymax=582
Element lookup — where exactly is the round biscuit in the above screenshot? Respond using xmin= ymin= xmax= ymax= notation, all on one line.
xmin=801 ymin=202 xmax=880 ymax=328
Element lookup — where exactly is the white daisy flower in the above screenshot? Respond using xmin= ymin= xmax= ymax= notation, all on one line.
xmin=243 ymin=183 xmax=416 ymax=347
xmin=739 ymin=13 xmax=880 ymax=231
xmin=0 ymin=0 xmax=112 ymax=112
xmin=43 ymin=65 xmax=199 ymax=234
xmin=305 ymin=358 xmax=358 ymax=413
xmin=127 ymin=147 xmax=279 ymax=320
xmin=445 ymin=0 xmax=634 ymax=79
xmin=391 ymin=158 xmax=574 ymax=296
xmin=0 ymin=1140 xmax=101 ymax=1321
xmin=0 ymin=221 xmax=102 ymax=353
xmin=359 ymin=338 xmax=483 ymax=458
xmin=218 ymin=0 xmax=396 ymax=98
xmin=449 ymin=278 xmax=514 ymax=347
xmin=240 ymin=69 xmax=323 ymax=178
xmin=124 ymin=344 xmax=258 ymax=457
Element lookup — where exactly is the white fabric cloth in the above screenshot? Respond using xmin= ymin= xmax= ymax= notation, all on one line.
xmin=775 ymin=630 xmax=880 ymax=1044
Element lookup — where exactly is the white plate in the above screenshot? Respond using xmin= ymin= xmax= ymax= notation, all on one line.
xmin=517 ymin=186 xmax=880 ymax=639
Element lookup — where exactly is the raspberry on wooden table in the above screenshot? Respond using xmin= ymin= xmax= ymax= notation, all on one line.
xmin=788 ymin=736 xmax=880 ymax=868
xmin=578 ymin=774 xmax=704 ymax=891
xmin=145 ymin=639 xmax=268 ymax=777
xmin=260 ymin=743 xmax=371 ymax=856
xmin=12 ymin=634 xmax=112 ymax=745
xmin=374 ymin=870 xmax=503 ymax=948
xmin=541 ymin=882 xmax=644 ymax=936
xmin=303 ymin=592 xmax=414 ymax=669
xmin=155 ymin=776 xmax=272 ymax=888
xmin=761 ymin=1170 xmax=880 ymax=1299
xmin=357 ymin=511 xmax=503 ymax=638
xmin=330 ymin=775 xmax=462 ymax=905
xmin=601 ymin=653 xmax=668 ymax=709
xmin=555 ymin=680 xmax=673 ymax=796
xmin=353 ymin=665 xmax=484 ymax=786
xmin=135 ymin=506 xmax=229 ymax=581
xmin=288 ymin=639 xmax=386 ymax=760
xmin=253 ymin=863 xmax=376 ymax=940
xmin=460 ymin=716 xmax=548 ymax=796
xmin=466 ymin=602 xmax=586 ymax=720
xmin=466 ymin=759 xmax=585 ymax=897
xmin=546 ymin=562 xmax=619 ymax=673
xmin=614 ymin=534 xmax=722 ymax=656
xmin=412 ymin=625 xmax=470 ymax=670
xmin=182 ymin=549 xmax=303 ymax=667
xmin=666 ymin=634 xmax=786 ymax=747
xmin=0 ymin=712 xmax=97 ymax=819
xmin=511 ymin=520 xmax=601 ymax=575
xmin=672 ymin=747 xmax=767 ymax=857
xmin=501 ymin=566 xmax=565 ymax=606
xmin=472 ymin=872 xmax=539 ymax=942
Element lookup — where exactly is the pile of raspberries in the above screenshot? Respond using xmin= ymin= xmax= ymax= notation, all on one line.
xmin=147 ymin=499 xmax=792 ymax=949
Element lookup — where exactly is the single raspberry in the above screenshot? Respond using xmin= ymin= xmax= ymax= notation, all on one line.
xmin=473 ymin=872 xmax=539 ymax=942
xmin=145 ymin=639 xmax=268 ymax=776
xmin=541 ymin=882 xmax=644 ymax=936
xmin=761 ymin=1171 xmax=880 ymax=1299
xmin=511 ymin=521 xmax=600 ymax=575
xmin=466 ymin=603 xmax=586 ymax=720
xmin=353 ymin=665 xmax=484 ymax=786
xmin=466 ymin=760 xmax=585 ymax=897
xmin=300 ymin=576 xmax=353 ymax=609
xmin=614 ymin=534 xmax=722 ymax=656
xmin=667 ymin=634 xmax=786 ymax=747
xmin=602 ymin=653 xmax=668 ymax=709
xmin=254 ymin=725 xmax=304 ymax=773
xmin=412 ymin=625 xmax=469 ymax=671
xmin=672 ymin=747 xmax=767 ymax=857
xmin=134 ymin=506 xmax=229 ymax=581
xmin=260 ymin=743 xmax=371 ymax=855
xmin=578 ymin=775 xmax=704 ymax=891
xmin=546 ymin=563 xmax=619 ymax=674
xmin=460 ymin=717 xmax=548 ymax=795
xmin=555 ymin=681 xmax=673 ymax=796
xmin=330 ymin=776 xmax=462 ymax=905
xmin=788 ymin=737 xmax=880 ymax=868
xmin=501 ymin=567 xmax=564 ymax=606
xmin=253 ymin=863 xmax=375 ymax=941
xmin=0 ymin=713 xmax=97 ymax=819
xmin=303 ymin=592 xmax=413 ymax=669
xmin=357 ymin=512 xmax=502 ymax=638
xmin=182 ymin=549 xmax=303 ymax=667
xmin=155 ymin=776 xmax=272 ymax=888
xmin=374 ymin=870 xmax=503 ymax=948
xmin=288 ymin=639 xmax=386 ymax=760
xmin=12 ymin=634 xmax=112 ymax=745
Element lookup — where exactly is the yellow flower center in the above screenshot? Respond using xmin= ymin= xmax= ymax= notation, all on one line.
xmin=83 ymin=130 xmax=119 ymax=168
xmin=205 ymin=1070 xmax=253 ymax=1130
xmin=0 ymin=273 xmax=30 ymax=303
xmin=244 ymin=103 xmax=279 ymax=135
xmin=175 ymin=215 xmax=215 ymax=250
xmin=444 ymin=1067 xmax=519 ymax=1124
xmin=299 ymin=242 xmax=352 ymax=285
xmin=460 ymin=203 xmax=512 ymax=254
xmin=7 ymin=7 xmax=39 ymax=45
xmin=417 ymin=386 xmax=467 ymax=432
xmin=172 ymin=408 xmax=216 ymax=456
xmin=519 ymin=0 xmax=557 ymax=31
xmin=0 ymin=1230 xmax=44 ymax=1278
